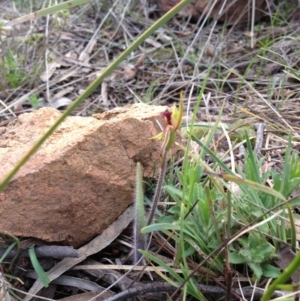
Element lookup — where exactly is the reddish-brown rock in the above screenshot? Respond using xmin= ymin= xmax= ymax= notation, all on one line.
xmin=158 ymin=0 xmax=270 ymax=24
xmin=0 ymin=104 xmax=169 ymax=247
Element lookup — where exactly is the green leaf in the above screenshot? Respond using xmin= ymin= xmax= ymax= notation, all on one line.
xmin=0 ymin=241 xmax=17 ymax=263
xmin=261 ymin=264 xmax=281 ymax=278
xmin=196 ymin=185 xmax=210 ymax=227
xmin=254 ymin=243 xmax=275 ymax=262
xmin=229 ymin=252 xmax=246 ymax=264
xmin=168 ymin=205 xmax=180 ymax=215
xmin=248 ymin=262 xmax=263 ymax=280
xmin=182 ymin=244 xmax=196 ymax=259
xmin=272 ymin=171 xmax=281 ymax=192
xmin=286 ymin=177 xmax=300 ymax=198
xmin=164 ymin=185 xmax=184 ymax=205
xmin=240 ymin=248 xmax=252 ymax=261
xmin=156 ymin=215 xmax=176 ymax=224
xmin=141 ymin=222 xmax=180 ymax=233
xmin=134 ymin=162 xmax=146 ymax=263
xmin=135 ymin=163 xmax=145 ymax=231
xmin=28 ymin=247 xmax=50 ymax=287
xmin=139 ymin=250 xmax=183 ymax=283
xmin=281 ymin=136 xmax=292 ymax=198
xmin=220 ymin=173 xmax=287 ymax=202
xmin=244 ymin=132 xmax=261 ymax=183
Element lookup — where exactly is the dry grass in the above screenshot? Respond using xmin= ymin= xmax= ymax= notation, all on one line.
xmin=0 ymin=1 xmax=299 ymax=131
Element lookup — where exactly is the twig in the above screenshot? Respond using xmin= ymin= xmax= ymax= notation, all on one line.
xmin=0 ymin=246 xmax=79 ymax=259
xmin=103 ymin=281 xmax=286 ymax=301
xmin=254 ymin=123 xmax=266 ymax=154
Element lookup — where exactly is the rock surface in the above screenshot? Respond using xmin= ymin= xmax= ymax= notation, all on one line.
xmin=158 ymin=0 xmax=270 ymax=24
xmin=0 ymin=104 xmax=169 ymax=247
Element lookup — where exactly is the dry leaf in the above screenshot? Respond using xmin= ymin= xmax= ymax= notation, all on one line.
xmin=275 ymin=244 xmax=300 ymax=283
xmin=60 ymin=291 xmax=113 ymax=301
xmin=23 ymin=205 xmax=134 ymax=301
xmin=40 ymin=62 xmax=61 ymax=82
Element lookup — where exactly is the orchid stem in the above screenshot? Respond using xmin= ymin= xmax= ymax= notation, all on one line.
xmin=147 ymin=150 xmax=168 ymax=226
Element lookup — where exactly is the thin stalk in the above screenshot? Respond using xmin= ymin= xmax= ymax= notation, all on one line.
xmin=5 ymin=0 xmax=93 ymax=26
xmin=147 ymin=150 xmax=168 ymax=226
xmin=261 ymin=251 xmax=300 ymax=301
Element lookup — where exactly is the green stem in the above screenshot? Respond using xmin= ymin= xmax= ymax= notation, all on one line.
xmin=134 ymin=163 xmax=146 ymax=264
xmin=261 ymin=251 xmax=300 ymax=301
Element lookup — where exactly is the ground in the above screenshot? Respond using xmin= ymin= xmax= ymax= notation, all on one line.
xmin=0 ymin=0 xmax=300 ymax=300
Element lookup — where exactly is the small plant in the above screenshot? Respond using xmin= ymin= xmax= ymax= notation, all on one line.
xmin=139 ymin=103 xmax=299 ymax=299
xmin=134 ymin=92 xmax=183 ymax=263
xmin=28 ymin=94 xmax=43 ymax=108
xmin=54 ymin=10 xmax=70 ymax=28
xmin=229 ymin=233 xmax=280 ymax=280
xmin=1 ymin=51 xmax=26 ymax=89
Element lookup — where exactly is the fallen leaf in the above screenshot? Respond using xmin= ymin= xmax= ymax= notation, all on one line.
xmin=40 ymin=62 xmax=61 ymax=82
xmin=23 ymin=204 xmax=134 ymax=301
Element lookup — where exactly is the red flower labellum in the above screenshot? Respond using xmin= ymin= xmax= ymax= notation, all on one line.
xmin=161 ymin=110 xmax=172 ymax=126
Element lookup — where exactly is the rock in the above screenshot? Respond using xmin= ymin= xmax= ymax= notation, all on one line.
xmin=158 ymin=0 xmax=270 ymax=24
xmin=0 ymin=104 xmax=170 ymax=247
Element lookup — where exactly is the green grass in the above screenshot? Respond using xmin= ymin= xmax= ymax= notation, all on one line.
xmin=0 ymin=50 xmax=26 ymax=89
xmin=140 ymin=104 xmax=300 ymax=300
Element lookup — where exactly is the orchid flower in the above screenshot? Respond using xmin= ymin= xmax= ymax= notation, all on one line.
xmin=145 ymin=92 xmax=184 ymax=226
xmin=151 ymin=91 xmax=183 ymax=156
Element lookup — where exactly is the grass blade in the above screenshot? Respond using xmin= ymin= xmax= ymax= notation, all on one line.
xmin=28 ymin=247 xmax=50 ymax=288
xmin=134 ymin=162 xmax=146 ymax=263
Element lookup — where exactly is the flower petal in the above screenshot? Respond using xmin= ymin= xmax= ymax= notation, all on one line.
xmin=149 ymin=132 xmax=165 ymax=140
xmin=171 ymin=91 xmax=183 ymax=131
